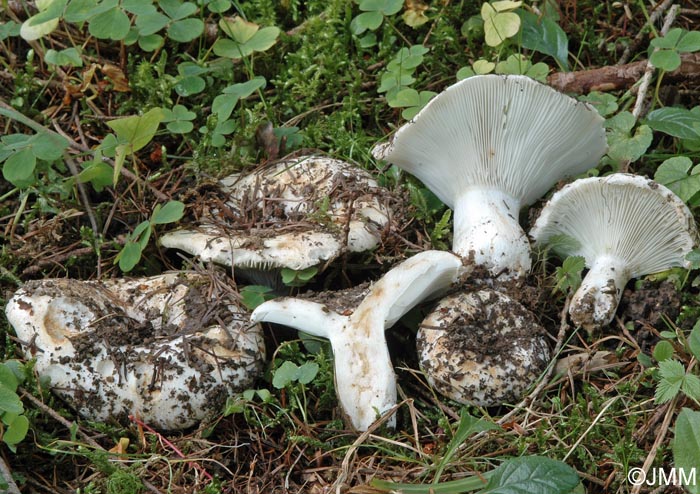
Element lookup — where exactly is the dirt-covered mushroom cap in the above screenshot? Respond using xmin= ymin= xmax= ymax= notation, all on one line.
xmin=530 ymin=174 xmax=698 ymax=330
xmin=251 ymin=250 xmax=464 ymax=431
xmin=160 ymin=155 xmax=395 ymax=284
xmin=417 ymin=290 xmax=550 ymax=405
xmin=373 ymin=75 xmax=607 ymax=278
xmin=5 ymin=272 xmax=266 ymax=430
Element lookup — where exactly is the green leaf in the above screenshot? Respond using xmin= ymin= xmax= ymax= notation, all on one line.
xmin=654 ymin=156 xmax=700 ymax=203
xmin=272 ymin=361 xmax=299 ymax=389
xmin=160 ymin=0 xmax=197 ymax=20
xmin=673 ymin=408 xmax=700 ymax=494
xmin=281 ymin=267 xmax=319 ymax=287
xmin=20 ymin=0 xmax=67 ymax=41
xmin=0 ymin=364 xmax=19 ymax=393
xmin=482 ymin=456 xmax=580 ymax=494
xmin=77 ymin=161 xmax=113 ymax=191
xmin=605 ymin=111 xmax=653 ymax=164
xmin=554 ymin=256 xmax=585 ymax=294
xmin=351 ymin=11 xmax=383 ymax=35
xmin=296 ymin=362 xmax=319 ymax=385
xmin=520 ymin=10 xmax=569 ymax=70
xmin=359 ymin=0 xmax=403 ymax=15
xmin=473 ymin=59 xmax=496 ymax=74
xmin=3 ymin=148 xmax=36 ymax=187
xmin=677 ymin=30 xmax=700 ymax=52
xmin=0 ymin=383 xmax=23 ymax=415
xmin=481 ymin=2 xmax=522 ymax=48
xmin=64 ymin=0 xmax=99 ymax=22
xmin=689 ymin=321 xmax=700 ymax=361
xmin=138 ymin=34 xmax=165 ymax=52
xmin=240 ymin=285 xmax=275 ymax=310
xmin=151 ymin=200 xmax=185 ymax=225
xmin=655 ymin=359 xmax=686 ymax=404
xmin=2 ymin=414 xmax=29 ymax=450
xmin=107 ymin=108 xmax=165 ymax=154
xmin=219 ymin=16 xmax=258 ymax=43
xmin=30 ymin=132 xmax=68 ymax=161
xmin=174 ymin=75 xmax=206 ymax=96
xmin=682 ymin=374 xmax=700 ymax=402
xmin=168 ymin=18 xmax=204 ymax=42
xmin=45 ymin=47 xmax=84 ymax=67
xmin=646 ymin=107 xmax=700 ymax=140
xmin=213 ymin=77 xmax=266 ymax=120
xmin=653 ymin=340 xmax=674 ymax=362
xmin=578 ymin=92 xmax=618 ymax=117
xmin=135 ymin=12 xmax=170 ymax=36
xmin=117 ymin=241 xmax=143 ymax=272
xmin=88 ymin=7 xmax=131 ymax=40
xmin=650 ymin=50 xmax=681 ymax=72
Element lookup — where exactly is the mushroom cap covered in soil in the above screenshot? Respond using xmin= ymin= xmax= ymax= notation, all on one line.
xmin=417 ymin=289 xmax=550 ymax=406
xmin=251 ymin=250 xmax=465 ymax=431
xmin=5 ymin=272 xmax=266 ymax=430
xmin=373 ymin=75 xmax=607 ymax=278
xmin=159 ymin=155 xmax=395 ymax=285
xmin=530 ymin=173 xmax=698 ymax=330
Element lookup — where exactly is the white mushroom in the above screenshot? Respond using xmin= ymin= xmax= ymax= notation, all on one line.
xmin=530 ymin=174 xmax=698 ymax=330
xmin=373 ymin=75 xmax=607 ymax=278
xmin=5 ymin=272 xmax=266 ymax=430
xmin=418 ymin=290 xmax=550 ymax=405
xmin=160 ymin=155 xmax=395 ymax=286
xmin=251 ymin=250 xmax=464 ymax=431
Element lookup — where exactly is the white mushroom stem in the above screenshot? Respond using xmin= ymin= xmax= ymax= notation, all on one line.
xmin=570 ymin=254 xmax=630 ymax=330
xmin=453 ymin=188 xmax=528 ymax=275
xmin=251 ymin=250 xmax=463 ymax=431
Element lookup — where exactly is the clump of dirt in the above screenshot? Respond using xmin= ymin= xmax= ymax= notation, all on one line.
xmin=618 ymin=280 xmax=681 ymax=328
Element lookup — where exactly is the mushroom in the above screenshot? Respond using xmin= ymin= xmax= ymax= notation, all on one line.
xmin=417 ymin=290 xmax=550 ymax=405
xmin=530 ymin=174 xmax=698 ymax=330
xmin=250 ymin=250 xmax=464 ymax=431
xmin=160 ymin=155 xmax=396 ymax=286
xmin=372 ymin=75 xmax=607 ymax=278
xmin=5 ymin=271 xmax=266 ymax=429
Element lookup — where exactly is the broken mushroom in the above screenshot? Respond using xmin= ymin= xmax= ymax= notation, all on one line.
xmin=530 ymin=174 xmax=698 ymax=330
xmin=251 ymin=250 xmax=464 ymax=431
xmin=418 ymin=290 xmax=550 ymax=406
xmin=373 ymin=75 xmax=607 ymax=278
xmin=5 ymin=272 xmax=266 ymax=430
xmin=160 ymin=155 xmax=396 ymax=286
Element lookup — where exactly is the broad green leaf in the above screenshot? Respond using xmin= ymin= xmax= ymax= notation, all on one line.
xmin=20 ymin=0 xmax=67 ymax=41
xmin=605 ymin=112 xmax=652 ymax=164
xmin=219 ymin=17 xmax=258 ymax=44
xmin=131 ymin=221 xmax=152 ymax=250
xmin=689 ymin=321 xmax=700 ymax=361
xmin=359 ymin=0 xmax=403 ymax=15
xmin=207 ymin=0 xmax=231 ymax=13
xmin=578 ymin=92 xmax=618 ymax=117
xmin=106 ymin=108 xmax=165 ymax=154
xmin=175 ymin=75 xmax=205 ymax=96
xmin=64 ymin=0 xmax=99 ymax=22
xmin=3 ymin=149 xmax=36 ymax=187
xmin=481 ymin=2 xmax=521 ymax=47
xmin=646 ymin=107 xmax=700 ymax=140
xmin=118 ymin=241 xmax=143 ymax=272
xmin=77 ymin=161 xmax=113 ymax=191
xmin=492 ymin=0 xmax=522 ymax=11
xmin=151 ymin=200 xmax=185 ymax=224
xmin=244 ymin=26 xmax=281 ymax=54
xmin=654 ymin=156 xmax=700 ymax=203
xmin=682 ymin=374 xmax=700 ymax=402
xmin=122 ymin=0 xmax=156 ymax=15
xmin=655 ymin=359 xmax=685 ymax=404
xmin=297 ymin=362 xmax=319 ymax=385
xmin=213 ymin=77 xmax=266 ymax=120
xmin=160 ymin=0 xmax=197 ymax=20
xmin=168 ymin=18 xmax=204 ymax=42
xmin=520 ymin=10 xmax=569 ymax=70
xmin=44 ymin=47 xmax=83 ymax=67
xmin=650 ymin=49 xmax=681 ymax=72
xmin=0 ymin=364 xmax=18 ymax=392
xmin=0 ymin=383 xmax=23 ymax=415
xmin=30 ymin=132 xmax=68 ymax=161
xmin=0 ymin=21 xmax=21 ymax=41
xmin=351 ymin=11 xmax=383 ymax=35
xmin=135 ymin=12 xmax=170 ymax=36
xmin=89 ymin=8 xmax=131 ymax=40
xmin=554 ymin=255 xmax=585 ymax=293
xmin=240 ymin=285 xmax=275 ymax=310
xmin=653 ymin=340 xmax=674 ymax=362
xmin=3 ymin=414 xmax=29 ymax=450
xmin=272 ymin=361 xmax=299 ymax=389
xmin=673 ymin=408 xmax=700 ymax=494
xmin=482 ymin=456 xmax=580 ymax=494
xmin=677 ymin=30 xmax=700 ymax=52
xmin=473 ymin=59 xmax=496 ymax=74
xmin=650 ymin=28 xmax=683 ymax=50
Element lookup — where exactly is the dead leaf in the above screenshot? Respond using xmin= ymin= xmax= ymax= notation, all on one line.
xmin=403 ymin=0 xmax=430 ymax=28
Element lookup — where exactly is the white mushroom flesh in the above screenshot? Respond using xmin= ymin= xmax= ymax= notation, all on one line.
xmin=160 ymin=155 xmax=395 ymax=279
xmin=417 ymin=290 xmax=550 ymax=405
xmin=5 ymin=272 xmax=266 ymax=430
xmin=251 ymin=250 xmax=464 ymax=431
xmin=531 ymin=174 xmax=699 ymax=330
xmin=373 ymin=75 xmax=607 ymax=278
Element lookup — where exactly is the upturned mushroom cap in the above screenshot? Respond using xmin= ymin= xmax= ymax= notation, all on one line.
xmin=373 ymin=75 xmax=607 ymax=278
xmin=417 ymin=290 xmax=550 ymax=405
xmin=160 ymin=155 xmax=395 ymax=284
xmin=5 ymin=272 xmax=266 ymax=430
xmin=251 ymin=250 xmax=464 ymax=431
xmin=530 ymin=174 xmax=698 ymax=330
